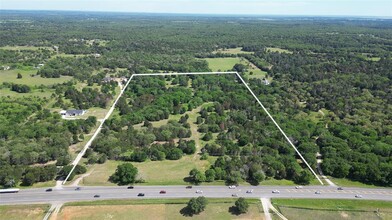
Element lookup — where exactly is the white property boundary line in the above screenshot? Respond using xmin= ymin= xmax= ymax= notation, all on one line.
xmin=63 ymin=71 xmax=323 ymax=185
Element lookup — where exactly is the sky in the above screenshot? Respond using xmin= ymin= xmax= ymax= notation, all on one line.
xmin=1 ymin=0 xmax=391 ymax=17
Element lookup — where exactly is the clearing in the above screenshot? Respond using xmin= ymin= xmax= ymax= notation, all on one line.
xmin=272 ymin=198 xmax=392 ymax=220
xmin=57 ymin=198 xmax=264 ymax=220
xmin=266 ymin=47 xmax=293 ymax=54
xmin=213 ymin=47 xmax=254 ymax=55
xmin=0 ymin=204 xmax=49 ymax=220
xmin=203 ymin=57 xmax=269 ymax=80
xmin=0 ymin=69 xmax=72 ymax=86
xmin=81 ymin=155 xmax=213 ymax=186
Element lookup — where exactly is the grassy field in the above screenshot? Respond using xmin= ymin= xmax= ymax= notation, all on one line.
xmin=0 ymin=69 xmax=72 ymax=86
xmin=213 ymin=47 xmax=254 ymax=55
xmin=272 ymin=199 xmax=392 ymax=220
xmin=203 ymin=57 xmax=268 ymax=80
xmin=0 ymin=204 xmax=50 ymax=220
xmin=0 ymin=88 xmax=55 ymax=98
xmin=59 ymin=198 xmax=263 ymax=220
xmin=328 ymin=177 xmax=387 ymax=189
xmin=0 ymin=46 xmax=53 ymax=51
xmin=266 ymin=47 xmax=293 ymax=54
xmin=82 ymin=155 xmax=212 ymax=186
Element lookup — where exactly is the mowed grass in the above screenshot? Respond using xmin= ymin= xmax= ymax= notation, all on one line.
xmin=266 ymin=47 xmax=293 ymax=54
xmin=203 ymin=57 xmax=268 ymax=79
xmin=0 ymin=204 xmax=49 ymax=220
xmin=213 ymin=47 xmax=254 ymax=55
xmin=272 ymin=199 xmax=392 ymax=220
xmin=0 ymin=69 xmax=72 ymax=86
xmin=82 ymin=155 xmax=211 ymax=186
xmin=59 ymin=199 xmax=263 ymax=220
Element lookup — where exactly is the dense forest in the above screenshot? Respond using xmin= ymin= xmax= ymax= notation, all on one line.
xmin=0 ymin=11 xmax=391 ymax=187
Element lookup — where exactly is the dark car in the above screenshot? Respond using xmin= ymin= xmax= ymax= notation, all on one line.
xmin=94 ymin=194 xmax=100 ymax=198
xmin=138 ymin=193 xmax=145 ymax=197
xmin=127 ymin=186 xmax=134 ymax=189
xmin=46 ymin=188 xmax=53 ymax=192
xmin=75 ymin=187 xmax=81 ymax=191
xmin=337 ymin=187 xmax=343 ymax=190
xmin=186 ymin=186 xmax=193 ymax=189
xmin=159 ymin=190 xmax=166 ymax=194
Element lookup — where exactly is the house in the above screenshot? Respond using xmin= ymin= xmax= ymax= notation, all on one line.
xmin=93 ymin=53 xmax=101 ymax=58
xmin=262 ymin=78 xmax=270 ymax=85
xmin=1 ymin=66 xmax=10 ymax=70
xmin=102 ymin=77 xmax=115 ymax=83
xmin=60 ymin=109 xmax=86 ymax=117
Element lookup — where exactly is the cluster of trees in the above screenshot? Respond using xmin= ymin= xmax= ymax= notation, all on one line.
xmin=0 ymin=97 xmax=95 ymax=187
xmin=10 ymin=84 xmax=31 ymax=93
xmin=183 ymin=197 xmax=249 ymax=216
xmin=64 ymin=87 xmax=113 ymax=109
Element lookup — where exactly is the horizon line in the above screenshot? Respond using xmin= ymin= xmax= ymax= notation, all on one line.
xmin=1 ymin=9 xmax=391 ymax=19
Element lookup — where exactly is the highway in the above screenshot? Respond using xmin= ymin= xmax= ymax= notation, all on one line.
xmin=1 ymin=185 xmax=391 ymax=205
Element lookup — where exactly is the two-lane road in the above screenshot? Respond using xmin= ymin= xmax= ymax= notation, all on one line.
xmin=1 ymin=185 xmax=391 ymax=205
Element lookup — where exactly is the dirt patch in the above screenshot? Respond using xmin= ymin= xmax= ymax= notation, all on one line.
xmin=340 ymin=211 xmax=349 ymax=218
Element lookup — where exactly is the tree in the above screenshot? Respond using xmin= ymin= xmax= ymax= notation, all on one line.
xmin=205 ymin=169 xmax=216 ymax=182
xmin=166 ymin=148 xmax=183 ymax=160
xmin=294 ymin=170 xmax=313 ymax=185
xmin=187 ymin=196 xmax=208 ymax=215
xmin=235 ymin=198 xmax=249 ymax=214
xmin=202 ymin=132 xmax=213 ymax=141
xmin=17 ymin=73 xmax=22 ymax=79
xmin=110 ymin=163 xmax=138 ymax=185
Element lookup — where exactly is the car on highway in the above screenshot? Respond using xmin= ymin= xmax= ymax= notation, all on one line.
xmin=159 ymin=190 xmax=166 ymax=194
xmin=295 ymin=186 xmax=303 ymax=189
xmin=337 ymin=187 xmax=343 ymax=190
xmin=272 ymin=190 xmax=280 ymax=194
xmin=138 ymin=193 xmax=145 ymax=197
xmin=355 ymin=194 xmax=363 ymax=198
xmin=186 ymin=186 xmax=193 ymax=189
xmin=75 ymin=187 xmax=81 ymax=191
xmin=127 ymin=186 xmax=134 ymax=189
xmin=229 ymin=185 xmax=236 ymax=189
xmin=246 ymin=189 xmax=253 ymax=194
xmin=46 ymin=188 xmax=53 ymax=192
xmin=315 ymin=191 xmax=321 ymax=194
xmin=94 ymin=194 xmax=100 ymax=198
xmin=196 ymin=190 xmax=203 ymax=194
xmin=232 ymin=193 xmax=238 ymax=197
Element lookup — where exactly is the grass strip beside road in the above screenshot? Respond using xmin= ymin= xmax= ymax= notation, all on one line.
xmin=271 ymin=198 xmax=392 ymax=211
xmin=65 ymin=198 xmax=261 ymax=206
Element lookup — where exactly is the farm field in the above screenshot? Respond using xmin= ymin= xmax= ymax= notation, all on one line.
xmin=57 ymin=198 xmax=263 ymax=220
xmin=272 ymin=199 xmax=392 ymax=220
xmin=0 ymin=204 xmax=49 ymax=220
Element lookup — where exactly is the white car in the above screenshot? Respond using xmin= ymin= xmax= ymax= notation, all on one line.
xmin=246 ymin=189 xmax=254 ymax=194
xmin=229 ymin=185 xmax=236 ymax=189
xmin=196 ymin=190 xmax=203 ymax=194
xmin=355 ymin=194 xmax=363 ymax=198
xmin=315 ymin=191 xmax=321 ymax=194
xmin=272 ymin=190 xmax=280 ymax=194
xmin=295 ymin=186 xmax=303 ymax=189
